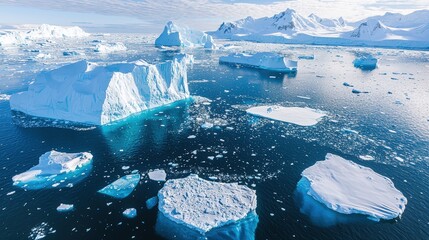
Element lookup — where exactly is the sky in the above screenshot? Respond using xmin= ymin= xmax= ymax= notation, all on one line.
xmin=0 ymin=0 xmax=428 ymax=33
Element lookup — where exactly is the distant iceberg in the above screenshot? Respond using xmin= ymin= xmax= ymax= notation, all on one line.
xmin=157 ymin=174 xmax=257 ymax=235
xmin=10 ymin=54 xmax=193 ymax=125
xmin=220 ymin=52 xmax=297 ymax=72
xmin=0 ymin=24 xmax=89 ymax=46
xmin=155 ymin=21 xmax=216 ymax=49
xmin=353 ymin=54 xmax=377 ymax=70
xmin=295 ymin=154 xmax=407 ymax=227
xmin=246 ymin=106 xmax=326 ymax=126
xmin=12 ymin=150 xmax=93 ymax=190
xmin=98 ymin=173 xmax=140 ymax=199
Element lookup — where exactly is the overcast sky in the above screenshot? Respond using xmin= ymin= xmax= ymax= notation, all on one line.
xmin=0 ymin=0 xmax=428 ymax=32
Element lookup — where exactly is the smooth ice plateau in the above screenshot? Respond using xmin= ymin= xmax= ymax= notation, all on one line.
xmin=12 ymin=150 xmax=93 ymax=190
xmin=98 ymin=173 xmax=140 ymax=199
xmin=296 ymin=154 xmax=407 ymax=223
xmin=246 ymin=106 xmax=326 ymax=126
xmin=220 ymin=52 xmax=297 ymax=72
xmin=10 ymin=54 xmax=193 ymax=125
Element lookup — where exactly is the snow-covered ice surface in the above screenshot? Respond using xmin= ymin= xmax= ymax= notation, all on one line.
xmin=155 ymin=21 xmax=216 ymax=49
xmin=94 ymin=42 xmax=127 ymax=53
xmin=220 ymin=52 xmax=297 ymax=72
xmin=56 ymin=203 xmax=74 ymax=212
xmin=296 ymin=154 xmax=407 ymax=226
xmin=210 ymin=8 xmax=429 ymax=49
xmin=12 ymin=150 xmax=93 ymax=190
xmin=157 ymin=174 xmax=257 ymax=234
xmin=246 ymin=105 xmax=326 ymax=126
xmin=98 ymin=173 xmax=140 ymax=199
xmin=10 ymin=54 xmax=192 ymax=125
xmin=148 ymin=169 xmax=166 ymax=181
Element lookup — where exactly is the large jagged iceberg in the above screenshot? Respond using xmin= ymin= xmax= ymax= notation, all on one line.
xmin=246 ymin=105 xmax=326 ymax=126
xmin=219 ymin=52 xmax=297 ymax=72
xmin=0 ymin=24 xmax=89 ymax=46
xmin=12 ymin=150 xmax=93 ymax=190
xmin=157 ymin=174 xmax=257 ymax=235
xmin=295 ymin=153 xmax=407 ymax=226
xmin=98 ymin=173 xmax=140 ymax=199
xmin=10 ymin=54 xmax=193 ymax=125
xmin=155 ymin=21 xmax=216 ymax=49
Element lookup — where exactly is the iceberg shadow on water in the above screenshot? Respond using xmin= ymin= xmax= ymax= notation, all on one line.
xmin=155 ymin=211 xmax=259 ymax=240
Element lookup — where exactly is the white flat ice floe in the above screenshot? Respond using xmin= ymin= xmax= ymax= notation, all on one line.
xmin=148 ymin=169 xmax=166 ymax=181
xmin=220 ymin=52 xmax=297 ymax=72
xmin=98 ymin=173 xmax=140 ymax=199
xmin=12 ymin=150 xmax=93 ymax=190
xmin=10 ymin=54 xmax=193 ymax=125
xmin=155 ymin=21 xmax=216 ymax=49
xmin=57 ymin=203 xmax=74 ymax=212
xmin=94 ymin=42 xmax=127 ymax=53
xmin=157 ymin=174 xmax=257 ymax=234
xmin=246 ymin=105 xmax=326 ymax=126
xmin=297 ymin=153 xmax=407 ymax=223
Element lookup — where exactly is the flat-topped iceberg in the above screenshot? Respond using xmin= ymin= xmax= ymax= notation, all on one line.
xmin=157 ymin=174 xmax=257 ymax=234
xmin=246 ymin=106 xmax=326 ymax=126
xmin=155 ymin=21 xmax=216 ymax=49
xmin=10 ymin=54 xmax=193 ymax=125
xmin=219 ymin=52 xmax=297 ymax=72
xmin=0 ymin=24 xmax=89 ymax=46
xmin=98 ymin=173 xmax=140 ymax=199
xmin=12 ymin=150 xmax=93 ymax=190
xmin=296 ymin=153 xmax=407 ymax=226
xmin=353 ymin=54 xmax=378 ymax=70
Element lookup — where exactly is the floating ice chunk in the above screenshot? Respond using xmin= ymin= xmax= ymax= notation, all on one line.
xmin=201 ymin=122 xmax=214 ymax=129
xmin=155 ymin=21 xmax=216 ymax=48
xmin=10 ymin=54 xmax=192 ymax=125
xmin=6 ymin=191 xmax=15 ymax=196
xmin=56 ymin=203 xmax=74 ymax=212
xmin=146 ymin=196 xmax=158 ymax=209
xmin=220 ymin=52 xmax=297 ymax=72
xmin=157 ymin=174 xmax=257 ymax=234
xmin=12 ymin=151 xmax=93 ymax=190
xmin=187 ymin=135 xmax=196 ymax=139
xmin=353 ymin=54 xmax=377 ymax=70
xmin=98 ymin=173 xmax=140 ymax=199
xmin=148 ymin=169 xmax=166 ymax=181
xmin=359 ymin=155 xmax=375 ymax=161
xmin=94 ymin=42 xmax=127 ymax=53
xmin=246 ymin=105 xmax=326 ymax=126
xmin=0 ymin=94 xmax=11 ymax=101
xmin=296 ymin=153 xmax=407 ymax=226
xmin=123 ymin=208 xmax=137 ymax=218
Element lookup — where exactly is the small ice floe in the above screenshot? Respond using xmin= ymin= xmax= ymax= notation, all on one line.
xmin=297 ymin=96 xmax=311 ymax=100
xmin=295 ymin=154 xmax=407 ymax=227
xmin=395 ymin=156 xmax=405 ymax=162
xmin=201 ymin=122 xmax=214 ymax=129
xmin=146 ymin=196 xmax=158 ymax=210
xmin=56 ymin=203 xmax=74 ymax=212
xmin=123 ymin=208 xmax=137 ymax=218
xmin=94 ymin=42 xmax=127 ymax=53
xmin=121 ymin=166 xmax=130 ymax=170
xmin=12 ymin=151 xmax=93 ymax=190
xmin=353 ymin=54 xmax=377 ymax=70
xmin=0 ymin=94 xmax=11 ymax=101
xmin=98 ymin=173 xmax=140 ymax=199
xmin=219 ymin=52 xmax=297 ymax=72
xmin=359 ymin=155 xmax=375 ymax=161
xmin=6 ymin=191 xmax=15 ymax=196
xmin=246 ymin=105 xmax=326 ymax=126
xmin=156 ymin=174 xmax=257 ymax=235
xmin=187 ymin=135 xmax=196 ymax=139
xmin=148 ymin=169 xmax=166 ymax=181
xmin=29 ymin=222 xmax=56 ymax=240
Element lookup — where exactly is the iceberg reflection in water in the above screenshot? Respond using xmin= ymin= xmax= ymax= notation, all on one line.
xmin=155 ymin=211 xmax=259 ymax=240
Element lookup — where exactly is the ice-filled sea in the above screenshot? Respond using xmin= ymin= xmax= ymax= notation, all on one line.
xmin=0 ymin=34 xmax=429 ymax=240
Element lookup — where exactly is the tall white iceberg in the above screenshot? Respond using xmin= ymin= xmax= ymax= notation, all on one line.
xmin=12 ymin=150 xmax=93 ymax=190
xmin=219 ymin=52 xmax=297 ymax=72
xmin=296 ymin=153 xmax=407 ymax=226
xmin=155 ymin=21 xmax=216 ymax=49
xmin=10 ymin=54 xmax=193 ymax=125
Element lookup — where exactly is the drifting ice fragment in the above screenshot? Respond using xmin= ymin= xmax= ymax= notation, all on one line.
xmin=94 ymin=42 xmax=127 ymax=53
xmin=146 ymin=196 xmax=158 ymax=209
xmin=12 ymin=151 xmax=93 ymax=190
xmin=148 ymin=169 xmax=167 ymax=181
xmin=353 ymin=54 xmax=377 ymax=70
xmin=123 ymin=208 xmax=137 ymax=218
xmin=57 ymin=203 xmax=74 ymax=212
xmin=98 ymin=173 xmax=140 ymax=199
xmin=220 ymin=52 xmax=297 ymax=72
xmin=246 ymin=105 xmax=326 ymax=126
xmin=295 ymin=154 xmax=407 ymax=227
xmin=157 ymin=174 xmax=257 ymax=234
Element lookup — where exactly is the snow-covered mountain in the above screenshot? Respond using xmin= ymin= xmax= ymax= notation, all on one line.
xmin=210 ymin=9 xmax=429 ymax=49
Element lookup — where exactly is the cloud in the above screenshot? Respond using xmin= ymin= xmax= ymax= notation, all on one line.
xmin=0 ymin=0 xmax=428 ymax=32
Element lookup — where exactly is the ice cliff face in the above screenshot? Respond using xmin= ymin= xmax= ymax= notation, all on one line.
xmin=10 ymin=54 xmax=193 ymax=125
xmin=155 ymin=21 xmax=216 ymax=49
xmin=0 ymin=24 xmax=89 ymax=46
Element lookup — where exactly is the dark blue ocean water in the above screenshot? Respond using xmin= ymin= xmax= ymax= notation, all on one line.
xmin=0 ymin=36 xmax=428 ymax=239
